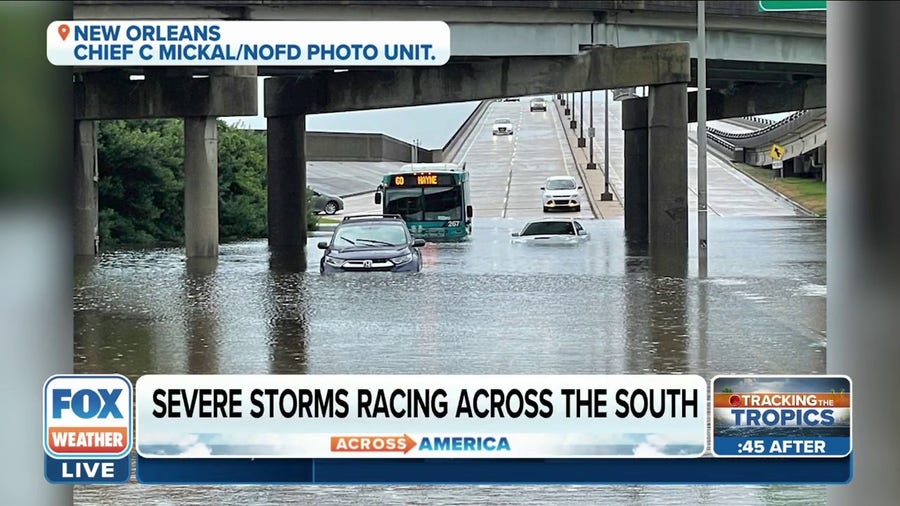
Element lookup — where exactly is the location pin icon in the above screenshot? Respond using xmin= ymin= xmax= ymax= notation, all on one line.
xmin=58 ymin=24 xmax=70 ymax=41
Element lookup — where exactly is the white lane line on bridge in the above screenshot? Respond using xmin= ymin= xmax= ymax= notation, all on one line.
xmin=457 ymin=101 xmax=494 ymax=164
xmin=553 ymin=107 xmax=572 ymax=178
xmin=502 ymin=116 xmax=521 ymax=219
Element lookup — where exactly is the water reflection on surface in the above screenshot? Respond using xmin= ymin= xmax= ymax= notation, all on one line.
xmin=74 ymin=217 xmax=826 ymax=505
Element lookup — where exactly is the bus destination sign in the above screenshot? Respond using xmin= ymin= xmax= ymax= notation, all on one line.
xmin=389 ymin=173 xmax=456 ymax=187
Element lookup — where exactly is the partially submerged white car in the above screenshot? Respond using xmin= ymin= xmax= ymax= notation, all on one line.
xmin=511 ymin=218 xmax=590 ymax=244
xmin=492 ymin=118 xmax=514 ymax=135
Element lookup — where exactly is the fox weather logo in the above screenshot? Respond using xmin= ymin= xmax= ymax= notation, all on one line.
xmin=43 ymin=374 xmax=133 ymax=484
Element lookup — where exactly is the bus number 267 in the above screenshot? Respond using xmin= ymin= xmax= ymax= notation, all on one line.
xmin=446 ymin=221 xmax=460 ymax=227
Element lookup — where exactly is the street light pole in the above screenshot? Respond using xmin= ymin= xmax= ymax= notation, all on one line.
xmin=570 ymin=92 xmax=577 ymax=129
xmin=578 ymin=91 xmax=586 ymax=147
xmin=587 ymin=90 xmax=597 ymax=169
xmin=698 ymin=0 xmax=709 ymax=276
xmin=601 ymin=90 xmax=613 ymax=201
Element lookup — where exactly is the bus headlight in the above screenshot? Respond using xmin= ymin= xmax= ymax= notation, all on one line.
xmin=390 ymin=253 xmax=413 ymax=265
xmin=324 ymin=256 xmax=345 ymax=267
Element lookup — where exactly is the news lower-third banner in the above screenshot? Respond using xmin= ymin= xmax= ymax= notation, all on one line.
xmin=43 ymin=374 xmax=852 ymax=484
xmin=47 ymin=21 xmax=450 ymax=66
xmin=136 ymin=374 xmax=708 ymax=459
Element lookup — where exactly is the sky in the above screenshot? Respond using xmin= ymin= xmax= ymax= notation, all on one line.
xmin=223 ymin=79 xmax=795 ymax=149
xmin=223 ymin=78 xmax=479 ymax=149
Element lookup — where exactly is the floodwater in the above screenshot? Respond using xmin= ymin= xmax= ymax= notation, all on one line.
xmin=74 ymin=216 xmax=827 ymax=505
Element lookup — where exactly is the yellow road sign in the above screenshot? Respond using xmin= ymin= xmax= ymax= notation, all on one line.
xmin=770 ymin=144 xmax=786 ymax=160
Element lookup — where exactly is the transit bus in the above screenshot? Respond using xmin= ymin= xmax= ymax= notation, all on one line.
xmin=374 ymin=163 xmax=473 ymax=241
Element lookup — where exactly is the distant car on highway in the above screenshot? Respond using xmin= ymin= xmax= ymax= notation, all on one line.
xmin=511 ymin=218 xmax=590 ymax=244
xmin=541 ymin=175 xmax=583 ymax=212
xmin=502 ymin=97 xmax=520 ymax=102
xmin=530 ymin=98 xmax=547 ymax=112
xmin=492 ymin=118 xmax=514 ymax=136
xmin=318 ymin=214 xmax=426 ymax=274
xmin=309 ymin=188 xmax=344 ymax=215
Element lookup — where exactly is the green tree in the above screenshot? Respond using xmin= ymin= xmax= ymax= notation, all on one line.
xmin=97 ymin=119 xmax=321 ymax=247
xmin=97 ymin=119 xmax=184 ymax=247
xmin=217 ymin=123 xmax=267 ymax=240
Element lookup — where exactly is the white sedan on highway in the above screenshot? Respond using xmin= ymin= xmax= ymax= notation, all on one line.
xmin=492 ymin=118 xmax=514 ymax=135
xmin=511 ymin=218 xmax=590 ymax=244
xmin=541 ymin=175 xmax=583 ymax=212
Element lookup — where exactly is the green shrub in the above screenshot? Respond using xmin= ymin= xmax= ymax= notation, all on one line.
xmin=306 ymin=187 xmax=319 ymax=231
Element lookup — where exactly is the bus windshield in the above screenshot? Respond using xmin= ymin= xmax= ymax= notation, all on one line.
xmin=385 ymin=185 xmax=462 ymax=221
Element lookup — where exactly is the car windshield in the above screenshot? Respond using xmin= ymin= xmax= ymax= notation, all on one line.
xmin=532 ymin=99 xmax=545 ymax=103
xmin=333 ymin=223 xmax=408 ymax=247
xmin=496 ymin=119 xmax=511 ymax=124
xmin=521 ymin=221 xmax=576 ymax=236
xmin=545 ymin=179 xmax=576 ymax=190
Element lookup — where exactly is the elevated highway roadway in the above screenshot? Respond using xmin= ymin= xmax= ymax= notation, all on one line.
xmin=324 ymin=92 xmax=804 ymax=224
xmin=557 ymin=94 xmax=802 ymax=218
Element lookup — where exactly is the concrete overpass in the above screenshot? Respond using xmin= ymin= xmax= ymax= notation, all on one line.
xmin=71 ymin=0 xmax=826 ymax=277
xmin=707 ymin=109 xmax=827 ymax=175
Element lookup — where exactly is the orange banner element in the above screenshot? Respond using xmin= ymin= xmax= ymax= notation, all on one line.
xmin=713 ymin=393 xmax=850 ymax=408
xmin=330 ymin=434 xmax=417 ymax=454
xmin=47 ymin=427 xmax=128 ymax=454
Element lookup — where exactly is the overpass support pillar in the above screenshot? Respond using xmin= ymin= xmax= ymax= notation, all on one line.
xmin=648 ymin=83 xmax=688 ymax=276
xmin=74 ymin=120 xmax=99 ymax=256
xmin=622 ymin=97 xmax=649 ymax=251
xmin=266 ymin=113 xmax=308 ymax=262
xmin=183 ymin=117 xmax=219 ymax=258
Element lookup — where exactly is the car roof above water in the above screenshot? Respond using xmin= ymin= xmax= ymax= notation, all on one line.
xmin=340 ymin=214 xmax=406 ymax=224
xmin=525 ymin=218 xmax=579 ymax=224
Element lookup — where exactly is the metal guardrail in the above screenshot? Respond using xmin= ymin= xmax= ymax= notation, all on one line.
xmin=708 ymin=110 xmax=810 ymax=141
xmin=736 ymin=116 xmax=776 ymax=128
xmin=708 ymin=109 xmax=827 ymax=157
xmin=707 ymin=134 xmax=736 ymax=151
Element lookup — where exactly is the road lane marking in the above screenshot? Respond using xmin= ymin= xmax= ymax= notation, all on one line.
xmin=457 ymin=102 xmax=495 ymax=164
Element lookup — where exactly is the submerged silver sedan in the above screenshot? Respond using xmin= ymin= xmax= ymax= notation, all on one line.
xmin=511 ymin=218 xmax=590 ymax=244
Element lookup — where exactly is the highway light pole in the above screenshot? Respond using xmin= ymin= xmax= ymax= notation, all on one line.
xmin=601 ymin=90 xmax=613 ymax=200
xmin=698 ymin=0 xmax=709 ymax=276
xmin=570 ymin=92 xmax=577 ymax=129
xmin=578 ymin=92 xmax=586 ymax=147
xmin=587 ymin=90 xmax=597 ymax=169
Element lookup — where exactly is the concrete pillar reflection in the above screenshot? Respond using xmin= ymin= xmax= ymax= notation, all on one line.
xmin=183 ymin=117 xmax=219 ymax=258
xmin=266 ymin=272 xmax=310 ymax=374
xmin=74 ymin=120 xmax=99 ymax=256
xmin=184 ymin=258 xmax=219 ymax=374
xmin=648 ymin=83 xmax=688 ymax=276
xmin=648 ymin=277 xmax=689 ymax=372
xmin=624 ymin=262 xmax=651 ymax=373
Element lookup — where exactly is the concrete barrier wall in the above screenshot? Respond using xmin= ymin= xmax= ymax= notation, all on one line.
xmin=306 ymin=132 xmax=381 ymax=161
xmin=380 ymin=135 xmax=439 ymax=163
xmin=255 ymin=129 xmax=439 ymax=162
xmin=439 ymin=100 xmax=492 ymax=163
